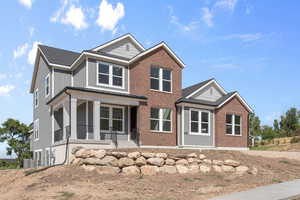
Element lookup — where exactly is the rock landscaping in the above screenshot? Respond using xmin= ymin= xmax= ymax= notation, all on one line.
xmin=71 ymin=147 xmax=258 ymax=177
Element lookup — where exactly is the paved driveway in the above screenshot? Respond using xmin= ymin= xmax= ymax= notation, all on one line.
xmin=242 ymin=150 xmax=300 ymax=161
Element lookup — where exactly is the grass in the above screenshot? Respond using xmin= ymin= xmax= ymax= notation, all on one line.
xmin=57 ymin=191 xmax=75 ymax=200
xmin=272 ymin=179 xmax=283 ymax=184
xmin=183 ymin=177 xmax=203 ymax=182
xmin=250 ymin=145 xmax=273 ymax=151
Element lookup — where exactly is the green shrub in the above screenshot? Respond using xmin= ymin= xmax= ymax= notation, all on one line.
xmin=290 ymin=137 xmax=300 ymax=144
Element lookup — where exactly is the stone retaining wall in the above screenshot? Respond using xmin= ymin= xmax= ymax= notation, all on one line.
xmin=71 ymin=147 xmax=258 ymax=176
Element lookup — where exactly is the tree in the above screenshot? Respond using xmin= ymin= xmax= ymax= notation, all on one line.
xmin=0 ymin=118 xmax=32 ymax=167
xmin=249 ymin=113 xmax=261 ymax=136
xmin=261 ymin=125 xmax=275 ymax=140
xmin=279 ymin=107 xmax=300 ymax=137
xmin=273 ymin=119 xmax=282 ymax=138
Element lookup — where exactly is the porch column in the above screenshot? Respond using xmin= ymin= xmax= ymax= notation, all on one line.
xmin=70 ymin=97 xmax=77 ymax=139
xmin=93 ymin=101 xmax=101 ymax=140
xmin=63 ymin=100 xmax=70 ymax=140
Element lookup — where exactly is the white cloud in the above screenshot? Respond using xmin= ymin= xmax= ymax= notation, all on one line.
xmin=13 ymin=43 xmax=29 ymax=59
xmin=222 ymin=33 xmax=263 ymax=42
xmin=61 ymin=5 xmax=88 ymax=30
xmin=51 ymin=0 xmax=69 ymax=23
xmin=27 ymin=41 xmax=41 ymax=65
xmin=215 ymin=0 xmax=238 ymax=11
xmin=201 ymin=7 xmax=214 ymax=27
xmin=18 ymin=0 xmax=33 ymax=9
xmin=96 ymin=0 xmax=125 ymax=32
xmin=0 ymin=85 xmax=15 ymax=96
xmin=169 ymin=6 xmax=199 ymax=32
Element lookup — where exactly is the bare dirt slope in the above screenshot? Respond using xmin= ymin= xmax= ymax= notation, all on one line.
xmin=1 ymin=150 xmax=300 ymax=200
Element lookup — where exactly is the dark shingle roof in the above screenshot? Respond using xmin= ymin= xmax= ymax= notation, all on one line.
xmin=181 ymin=78 xmax=214 ymax=98
xmin=39 ymin=45 xmax=81 ymax=66
xmin=177 ymin=92 xmax=236 ymax=106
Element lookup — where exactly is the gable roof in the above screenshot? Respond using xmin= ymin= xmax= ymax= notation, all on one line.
xmin=130 ymin=42 xmax=185 ymax=68
xmin=182 ymin=78 xmax=214 ymax=98
xmin=91 ymin=33 xmax=145 ymax=52
xmin=39 ymin=45 xmax=80 ymax=67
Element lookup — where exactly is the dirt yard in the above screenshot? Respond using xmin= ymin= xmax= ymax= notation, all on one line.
xmin=1 ymin=149 xmax=300 ymax=200
xmin=251 ymin=142 xmax=300 ymax=152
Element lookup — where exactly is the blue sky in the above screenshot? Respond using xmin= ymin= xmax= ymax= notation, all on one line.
xmin=1 ymin=0 xmax=300 ymax=157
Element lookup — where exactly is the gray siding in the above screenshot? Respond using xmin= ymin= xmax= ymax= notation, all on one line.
xmin=54 ymin=69 xmax=72 ymax=95
xmin=183 ymin=107 xmax=214 ymax=146
xmin=73 ymin=61 xmax=86 ymax=88
xmin=191 ymin=83 xmax=223 ymax=102
xmin=87 ymin=58 xmax=129 ymax=93
xmin=32 ymin=56 xmax=53 ymax=165
xmin=100 ymin=38 xmax=141 ymax=59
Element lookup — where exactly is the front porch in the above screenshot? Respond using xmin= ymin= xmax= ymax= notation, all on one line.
xmin=49 ymin=87 xmax=147 ymax=148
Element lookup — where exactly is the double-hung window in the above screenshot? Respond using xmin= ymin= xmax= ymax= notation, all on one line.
xmin=34 ymin=89 xmax=39 ymax=108
xmin=34 ymin=119 xmax=39 ymax=140
xmin=150 ymin=108 xmax=172 ymax=132
xmin=98 ymin=62 xmax=124 ymax=88
xmin=100 ymin=106 xmax=124 ymax=132
xmin=35 ymin=151 xmax=42 ymax=167
xmin=150 ymin=66 xmax=172 ymax=92
xmin=190 ymin=110 xmax=210 ymax=135
xmin=226 ymin=114 xmax=242 ymax=136
xmin=45 ymin=74 xmax=50 ymax=97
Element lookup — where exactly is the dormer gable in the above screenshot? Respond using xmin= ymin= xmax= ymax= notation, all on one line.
xmin=91 ymin=34 xmax=145 ymax=59
xmin=191 ymin=82 xmax=224 ymax=101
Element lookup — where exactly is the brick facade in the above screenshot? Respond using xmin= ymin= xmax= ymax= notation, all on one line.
xmin=130 ymin=47 xmax=182 ymax=146
xmin=215 ymin=97 xmax=250 ymax=148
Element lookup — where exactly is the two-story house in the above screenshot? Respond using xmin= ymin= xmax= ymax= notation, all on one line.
xmin=29 ymin=34 xmax=253 ymax=166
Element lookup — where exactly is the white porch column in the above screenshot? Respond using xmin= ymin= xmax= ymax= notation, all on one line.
xmin=93 ymin=101 xmax=101 ymax=140
xmin=63 ymin=100 xmax=70 ymax=140
xmin=70 ymin=97 xmax=77 ymax=139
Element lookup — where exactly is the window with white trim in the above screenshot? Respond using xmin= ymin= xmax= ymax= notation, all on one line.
xmin=226 ymin=114 xmax=241 ymax=135
xmin=34 ymin=89 xmax=39 ymax=108
xmin=34 ymin=151 xmax=42 ymax=167
xmin=150 ymin=66 xmax=172 ymax=92
xmin=150 ymin=108 xmax=172 ymax=132
xmin=190 ymin=110 xmax=210 ymax=135
xmin=45 ymin=74 xmax=50 ymax=97
xmin=100 ymin=106 xmax=124 ymax=132
xmin=98 ymin=62 xmax=124 ymax=88
xmin=34 ymin=119 xmax=39 ymax=140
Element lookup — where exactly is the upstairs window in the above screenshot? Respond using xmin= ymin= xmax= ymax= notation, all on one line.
xmin=45 ymin=74 xmax=50 ymax=97
xmin=226 ymin=114 xmax=242 ymax=136
xmin=150 ymin=66 xmax=172 ymax=92
xmin=190 ymin=110 xmax=210 ymax=135
xmin=34 ymin=89 xmax=39 ymax=108
xmin=150 ymin=108 xmax=172 ymax=132
xmin=34 ymin=119 xmax=39 ymax=140
xmin=98 ymin=62 xmax=124 ymax=88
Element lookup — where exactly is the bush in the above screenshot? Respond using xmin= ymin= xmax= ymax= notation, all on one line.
xmin=290 ymin=137 xmax=300 ymax=144
xmin=0 ymin=160 xmax=18 ymax=170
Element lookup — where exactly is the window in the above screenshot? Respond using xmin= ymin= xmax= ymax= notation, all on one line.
xmin=150 ymin=108 xmax=172 ymax=132
xmin=190 ymin=110 xmax=210 ymax=135
xmin=35 ymin=150 xmax=42 ymax=167
xmin=100 ymin=106 xmax=124 ymax=132
xmin=150 ymin=66 xmax=172 ymax=92
xmin=45 ymin=74 xmax=50 ymax=97
xmin=34 ymin=89 xmax=39 ymax=108
xmin=34 ymin=119 xmax=39 ymax=140
xmin=45 ymin=149 xmax=50 ymax=166
xmin=98 ymin=62 xmax=124 ymax=88
xmin=226 ymin=114 xmax=242 ymax=136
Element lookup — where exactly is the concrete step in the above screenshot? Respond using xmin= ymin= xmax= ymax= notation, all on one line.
xmin=114 ymin=140 xmax=138 ymax=148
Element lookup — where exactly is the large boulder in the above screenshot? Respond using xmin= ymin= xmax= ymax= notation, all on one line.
xmin=224 ymin=160 xmax=240 ymax=167
xmin=249 ymin=167 xmax=258 ymax=176
xmin=212 ymin=165 xmax=223 ymax=173
xmin=72 ymin=146 xmax=83 ymax=155
xmin=156 ymin=153 xmax=168 ymax=159
xmin=142 ymin=152 xmax=155 ymax=158
xmin=187 ymin=158 xmax=200 ymax=164
xmin=188 ymin=164 xmax=199 ymax=174
xmin=159 ymin=165 xmax=177 ymax=174
xmin=93 ymin=150 xmax=106 ymax=159
xmin=75 ymin=149 xmax=93 ymax=158
xmin=82 ymin=158 xmax=103 ymax=165
xmin=176 ymin=159 xmax=189 ymax=166
xmin=141 ymin=165 xmax=160 ymax=175
xmin=111 ymin=152 xmax=127 ymax=158
xmin=118 ymin=157 xmax=135 ymax=168
xmin=199 ymin=165 xmax=211 ymax=173
xmin=199 ymin=154 xmax=206 ymax=160
xmin=222 ymin=165 xmax=235 ymax=172
xmin=187 ymin=153 xmax=197 ymax=158
xmin=236 ymin=166 xmax=249 ymax=175
xmin=122 ymin=166 xmax=140 ymax=176
xmin=203 ymin=159 xmax=212 ymax=165
xmin=96 ymin=166 xmax=120 ymax=175
xmin=71 ymin=158 xmax=82 ymax=166
xmin=212 ymin=160 xmax=223 ymax=166
xmin=147 ymin=157 xmax=164 ymax=167
xmin=165 ymin=158 xmax=175 ymax=166
xmin=135 ymin=156 xmax=147 ymax=166
xmin=176 ymin=165 xmax=189 ymax=174
xmin=101 ymin=156 xmax=118 ymax=167
xmin=128 ymin=152 xmax=141 ymax=159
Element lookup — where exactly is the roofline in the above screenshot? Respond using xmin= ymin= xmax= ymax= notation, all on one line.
xmin=217 ymin=92 xmax=254 ymax=113
xmin=130 ymin=42 xmax=185 ymax=68
xmin=92 ymin=33 xmax=145 ymax=52
xmin=47 ymin=86 xmax=147 ymax=105
xmin=185 ymin=79 xmax=227 ymax=99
